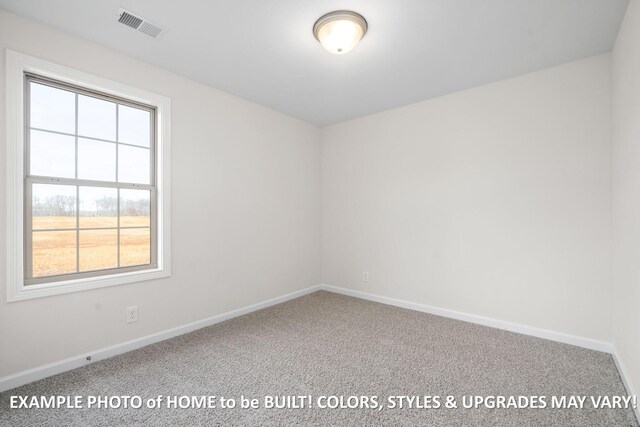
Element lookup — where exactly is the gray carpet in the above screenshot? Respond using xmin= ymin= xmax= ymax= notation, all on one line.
xmin=0 ymin=291 xmax=637 ymax=426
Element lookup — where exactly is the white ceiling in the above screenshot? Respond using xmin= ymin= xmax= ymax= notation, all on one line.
xmin=0 ymin=0 xmax=629 ymax=126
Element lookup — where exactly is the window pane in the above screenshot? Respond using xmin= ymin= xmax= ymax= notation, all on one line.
xmin=77 ymin=138 xmax=116 ymax=181
xmin=30 ymin=130 xmax=75 ymax=178
xmin=78 ymin=94 xmax=116 ymax=141
xmin=120 ymin=228 xmax=150 ymax=267
xmin=30 ymin=82 xmax=75 ymax=134
xmin=119 ymin=105 xmax=151 ymax=147
xmin=32 ymin=230 xmax=77 ymax=278
xmin=120 ymin=189 xmax=150 ymax=227
xmin=118 ymin=145 xmax=150 ymax=184
xmin=79 ymin=187 xmax=117 ymax=228
xmin=79 ymin=229 xmax=117 ymax=272
xmin=32 ymin=184 xmax=76 ymax=230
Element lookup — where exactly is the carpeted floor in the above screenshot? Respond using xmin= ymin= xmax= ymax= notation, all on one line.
xmin=0 ymin=291 xmax=637 ymax=426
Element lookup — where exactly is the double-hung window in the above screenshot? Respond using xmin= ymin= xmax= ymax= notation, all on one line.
xmin=6 ymin=50 xmax=171 ymax=301
xmin=25 ymin=74 xmax=156 ymax=283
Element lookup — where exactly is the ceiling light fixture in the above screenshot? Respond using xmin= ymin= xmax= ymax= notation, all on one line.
xmin=313 ymin=10 xmax=368 ymax=55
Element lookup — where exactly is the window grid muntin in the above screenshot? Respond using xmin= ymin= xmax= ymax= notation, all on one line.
xmin=24 ymin=73 xmax=157 ymax=284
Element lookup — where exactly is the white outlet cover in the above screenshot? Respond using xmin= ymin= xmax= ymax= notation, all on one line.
xmin=126 ymin=306 xmax=139 ymax=324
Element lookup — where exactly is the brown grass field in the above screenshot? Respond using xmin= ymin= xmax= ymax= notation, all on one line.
xmin=31 ymin=216 xmax=150 ymax=278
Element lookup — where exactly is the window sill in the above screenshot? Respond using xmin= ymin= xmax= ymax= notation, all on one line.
xmin=7 ymin=267 xmax=171 ymax=302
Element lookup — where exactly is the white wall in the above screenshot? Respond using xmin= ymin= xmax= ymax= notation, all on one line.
xmin=0 ymin=9 xmax=321 ymax=377
xmin=322 ymin=54 xmax=612 ymax=342
xmin=612 ymin=0 xmax=640 ymax=400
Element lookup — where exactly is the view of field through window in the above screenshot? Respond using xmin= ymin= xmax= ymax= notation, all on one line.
xmin=31 ymin=184 xmax=151 ymax=277
xmin=27 ymin=78 xmax=155 ymax=281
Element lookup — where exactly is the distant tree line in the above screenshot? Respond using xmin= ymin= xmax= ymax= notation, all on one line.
xmin=119 ymin=198 xmax=149 ymax=217
xmin=32 ymin=195 xmax=75 ymax=217
xmin=33 ymin=195 xmax=149 ymax=217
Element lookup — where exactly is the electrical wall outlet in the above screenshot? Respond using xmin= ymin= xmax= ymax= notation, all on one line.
xmin=363 ymin=271 xmax=369 ymax=282
xmin=126 ymin=306 xmax=139 ymax=324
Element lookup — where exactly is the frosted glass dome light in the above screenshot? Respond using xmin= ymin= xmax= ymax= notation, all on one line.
xmin=313 ymin=11 xmax=368 ymax=55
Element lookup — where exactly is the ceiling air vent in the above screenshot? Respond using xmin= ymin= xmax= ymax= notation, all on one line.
xmin=117 ymin=8 xmax=166 ymax=39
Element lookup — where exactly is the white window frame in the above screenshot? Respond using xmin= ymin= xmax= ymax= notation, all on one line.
xmin=5 ymin=49 xmax=171 ymax=302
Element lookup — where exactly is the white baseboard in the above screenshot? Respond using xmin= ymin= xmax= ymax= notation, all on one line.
xmin=612 ymin=348 xmax=640 ymax=422
xmin=318 ymin=284 xmax=613 ymax=353
xmin=0 ymin=285 xmax=321 ymax=393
